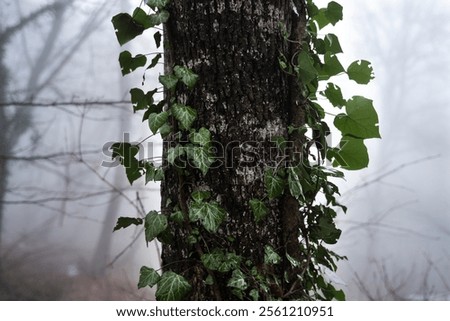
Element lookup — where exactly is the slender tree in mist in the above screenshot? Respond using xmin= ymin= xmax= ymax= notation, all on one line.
xmin=0 ymin=0 xmax=118 ymax=285
xmin=340 ymin=0 xmax=450 ymax=299
xmin=0 ymin=1 xmax=68 ymax=282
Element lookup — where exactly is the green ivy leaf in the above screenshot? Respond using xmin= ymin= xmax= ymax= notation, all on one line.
xmin=316 ymin=275 xmax=344 ymax=300
xmin=322 ymin=83 xmax=346 ymax=108
xmin=158 ymin=123 xmax=172 ymax=138
xmin=190 ymin=127 xmax=211 ymax=146
xmin=185 ymin=146 xmax=215 ymax=175
xmin=138 ymin=266 xmax=161 ymax=288
xmin=144 ymin=163 xmax=155 ymax=184
xmin=142 ymin=99 xmax=165 ymax=119
xmin=322 ymin=167 xmax=345 ymax=179
xmin=201 ymin=250 xmax=241 ymax=272
xmin=159 ymin=74 xmax=178 ymax=90
xmin=264 ymin=245 xmax=281 ymax=265
xmin=146 ymin=0 xmax=171 ymax=10
xmin=313 ymin=9 xmax=330 ymax=30
xmin=227 ymin=269 xmax=248 ymax=291
xmin=144 ymin=162 xmax=158 ymax=184
xmin=205 ymin=275 xmax=214 ymax=285
xmin=249 ymin=289 xmax=259 ymax=301
xmin=272 ymin=136 xmax=287 ymax=149
xmin=249 ymin=199 xmax=268 ymax=223
xmin=130 ymin=88 xmax=146 ymax=111
xmin=119 ymin=51 xmax=147 ymax=76
xmin=113 ymin=217 xmax=143 ymax=232
xmin=154 ymin=167 xmax=164 ymax=181
xmin=264 ymin=169 xmax=285 ymax=199
xmin=347 ymin=60 xmax=374 ymax=84
xmin=111 ymin=13 xmax=145 ymax=46
xmin=125 ymin=160 xmax=144 ymax=185
xmin=288 ymin=168 xmax=304 ymax=200
xmin=155 ymin=271 xmax=191 ymax=301
xmin=311 ymin=101 xmax=326 ymax=119
xmin=334 ymin=289 xmax=346 ymax=301
xmin=321 ymin=52 xmax=344 ymax=79
xmin=316 ymin=245 xmax=338 ymax=271
xmin=148 ymin=111 xmax=169 ymax=135
xmin=278 ymin=54 xmax=289 ymax=70
xmin=147 ymin=53 xmax=162 ymax=70
xmin=132 ymin=7 xmax=154 ymax=29
xmin=111 ymin=142 xmax=139 ymax=160
xmin=314 ymin=38 xmax=326 ymax=55
xmin=329 ymin=136 xmax=369 ymax=170
xmin=322 ymin=181 xmax=341 ymax=207
xmin=154 ymin=31 xmax=162 ymax=48
xmin=145 ymin=211 xmax=168 ymax=243
xmin=187 ymin=234 xmax=197 ymax=244
xmin=334 ymin=96 xmax=380 ymax=139
xmin=167 ymin=145 xmax=185 ymax=165
xmin=318 ymin=216 xmax=342 ymax=244
xmin=111 ymin=143 xmax=143 ymax=184
xmin=189 ymin=201 xmax=226 ymax=233
xmin=148 ymin=10 xmax=170 ymax=26
xmin=325 ymin=1 xmax=343 ymax=26
xmin=174 ymin=65 xmax=199 ymax=89
xmin=324 ymin=33 xmax=343 ymax=54
xmin=306 ymin=0 xmax=320 ymax=18
xmin=171 ymin=103 xmax=197 ymax=130
xmin=157 ymin=228 xmax=172 ymax=244
xmin=170 ymin=211 xmax=184 ymax=224
xmin=191 ymin=190 xmax=211 ymax=203
xmin=297 ymin=50 xmax=318 ymax=84
xmin=130 ymin=88 xmax=156 ymax=112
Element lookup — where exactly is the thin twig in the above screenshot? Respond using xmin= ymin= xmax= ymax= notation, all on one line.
xmin=344 ymin=154 xmax=441 ymax=194
xmin=0 ymin=100 xmax=130 ymax=107
xmin=107 ymin=229 xmax=144 ymax=268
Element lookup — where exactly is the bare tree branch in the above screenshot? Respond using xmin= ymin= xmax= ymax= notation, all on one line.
xmin=343 ymin=154 xmax=441 ymax=195
xmin=0 ymin=150 xmax=99 ymax=161
xmin=0 ymin=100 xmax=130 ymax=108
xmin=0 ymin=3 xmax=63 ymax=44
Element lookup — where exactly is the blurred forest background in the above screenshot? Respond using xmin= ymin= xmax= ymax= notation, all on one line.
xmin=0 ymin=0 xmax=448 ymax=300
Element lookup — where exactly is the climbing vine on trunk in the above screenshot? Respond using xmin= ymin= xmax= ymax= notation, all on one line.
xmin=111 ymin=0 xmax=379 ymax=300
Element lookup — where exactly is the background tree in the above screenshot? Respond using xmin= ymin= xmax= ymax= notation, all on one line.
xmin=333 ymin=0 xmax=450 ymax=300
xmin=0 ymin=0 xmax=67 ymax=285
xmin=0 ymin=0 xmax=156 ymax=299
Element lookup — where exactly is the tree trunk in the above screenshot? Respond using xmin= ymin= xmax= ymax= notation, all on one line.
xmin=0 ymin=57 xmax=7 ymax=281
xmin=161 ymin=1 xmax=307 ymax=300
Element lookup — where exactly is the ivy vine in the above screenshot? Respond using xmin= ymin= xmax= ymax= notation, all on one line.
xmin=110 ymin=0 xmax=379 ymax=301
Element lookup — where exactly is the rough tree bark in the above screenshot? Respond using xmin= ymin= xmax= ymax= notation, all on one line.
xmin=161 ymin=1 xmax=307 ymax=300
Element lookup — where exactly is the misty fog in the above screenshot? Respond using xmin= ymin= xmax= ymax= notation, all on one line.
xmin=0 ymin=0 xmax=448 ymax=300
xmin=331 ymin=0 xmax=450 ymax=300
